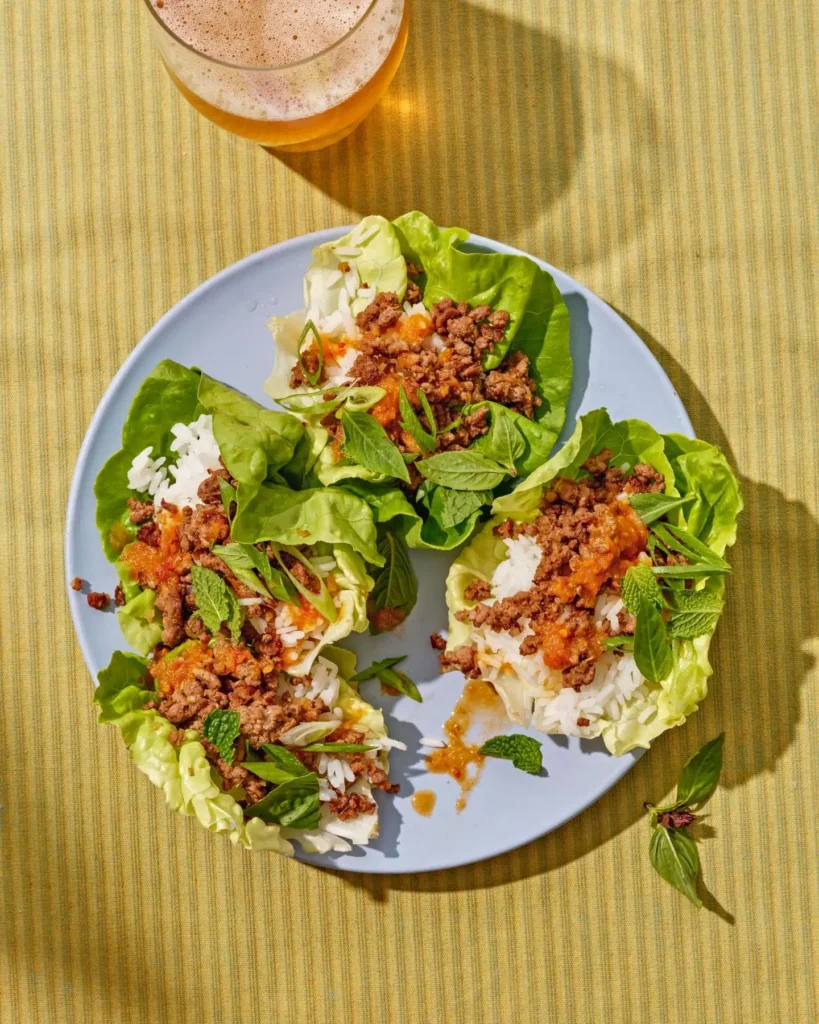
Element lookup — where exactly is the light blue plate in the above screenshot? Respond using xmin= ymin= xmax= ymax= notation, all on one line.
xmin=65 ymin=228 xmax=693 ymax=873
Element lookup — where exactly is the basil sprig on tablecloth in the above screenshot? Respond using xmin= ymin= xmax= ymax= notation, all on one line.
xmin=645 ymin=733 xmax=725 ymax=907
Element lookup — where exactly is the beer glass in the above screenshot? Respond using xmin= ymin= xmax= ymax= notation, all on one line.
xmin=142 ymin=0 xmax=408 ymax=151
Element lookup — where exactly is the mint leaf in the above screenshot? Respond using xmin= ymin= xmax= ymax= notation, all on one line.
xmin=628 ymin=493 xmax=691 ymax=525
xmin=473 ymin=407 xmax=524 ymax=475
xmin=633 ymin=603 xmax=673 ymax=682
xmin=649 ymin=826 xmax=702 ymax=907
xmin=202 ymin=709 xmax=241 ymax=764
xmin=479 ymin=734 xmax=543 ymax=774
xmin=340 ymin=409 xmax=410 ymax=483
xmin=368 ymin=530 xmax=417 ymax=634
xmin=301 ymin=742 xmax=375 ymax=752
xmin=376 ymin=666 xmax=422 ymax=702
xmin=416 ymin=450 xmax=509 ymax=491
xmin=350 ymin=655 xmax=407 ymax=682
xmin=667 ymin=589 xmax=724 ymax=639
xmin=245 ymin=772 xmax=320 ymax=830
xmin=398 ymin=384 xmax=435 ymax=453
xmin=429 ymin=486 xmax=493 ymax=529
xmin=621 ymin=563 xmax=664 ymax=615
xmin=191 ymin=564 xmax=242 ymax=638
xmin=675 ymin=733 xmax=725 ymax=807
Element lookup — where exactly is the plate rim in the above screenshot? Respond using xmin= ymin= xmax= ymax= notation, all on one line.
xmin=65 ymin=225 xmax=693 ymax=874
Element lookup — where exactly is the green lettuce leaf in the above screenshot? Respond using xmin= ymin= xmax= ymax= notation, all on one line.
xmin=265 ymin=216 xmax=406 ymax=399
xmin=231 ymin=483 xmax=381 ymax=566
xmin=447 ymin=410 xmax=742 ymax=755
xmin=116 ymin=587 xmax=163 ymax=655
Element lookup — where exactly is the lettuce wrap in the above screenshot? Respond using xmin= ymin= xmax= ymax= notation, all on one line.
xmin=264 ymin=212 xmax=572 ymax=557
xmin=92 ymin=360 xmax=380 ymax=663
xmin=444 ymin=410 xmax=742 ymax=755
xmin=95 ymin=645 xmax=399 ymax=855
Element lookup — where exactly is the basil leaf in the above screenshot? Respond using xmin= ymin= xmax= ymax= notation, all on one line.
xmin=417 ymin=450 xmax=509 ymax=491
xmin=301 ymin=742 xmax=375 ymax=752
xmin=376 ymin=666 xmax=422 ymax=702
xmin=240 ymin=544 xmax=293 ymax=603
xmin=260 ymin=743 xmax=310 ymax=778
xmin=244 ymin=772 xmax=321 ymax=830
xmin=675 ymin=733 xmax=725 ymax=807
xmin=212 ymin=543 xmax=272 ymax=599
xmin=241 ymin=760 xmax=303 ymax=785
xmin=268 ymin=544 xmax=337 ymax=622
xmin=350 ymin=655 xmax=407 ymax=682
xmin=340 ymin=409 xmax=410 ymax=483
xmin=368 ymin=530 xmax=417 ymax=634
xmin=218 ymin=479 xmax=237 ymax=523
xmin=633 ymin=603 xmax=673 ymax=682
xmin=429 ymin=486 xmax=493 ymax=529
xmin=473 ymin=407 xmax=525 ymax=476
xmin=398 ymin=384 xmax=435 ymax=453
xmin=621 ymin=564 xmax=664 ymax=615
xmin=667 ymin=588 xmax=724 ymax=639
xmin=190 ymin=564 xmax=242 ymax=640
xmin=649 ymin=826 xmax=702 ymax=907
xmin=629 ymin=493 xmax=692 ymax=525
xmin=202 ymin=709 xmax=240 ymax=764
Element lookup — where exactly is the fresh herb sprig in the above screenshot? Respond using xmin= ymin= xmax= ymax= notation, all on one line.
xmin=351 ymin=655 xmax=422 ymax=702
xmin=479 ymin=734 xmax=543 ymax=774
xmin=645 ymin=733 xmax=725 ymax=907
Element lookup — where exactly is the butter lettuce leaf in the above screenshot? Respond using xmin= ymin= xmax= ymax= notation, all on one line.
xmin=447 ymin=410 xmax=742 ymax=755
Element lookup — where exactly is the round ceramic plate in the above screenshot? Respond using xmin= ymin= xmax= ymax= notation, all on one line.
xmin=66 ymin=227 xmax=693 ymax=873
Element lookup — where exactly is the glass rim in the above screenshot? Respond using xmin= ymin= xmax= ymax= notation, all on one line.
xmin=141 ymin=0 xmax=382 ymax=73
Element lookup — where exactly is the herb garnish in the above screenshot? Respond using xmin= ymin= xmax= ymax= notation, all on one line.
xmin=479 ymin=734 xmax=543 ymax=774
xmin=296 ymin=319 xmax=323 ymax=386
xmin=368 ymin=530 xmax=417 ymax=634
xmin=190 ymin=565 xmax=243 ymax=641
xmin=645 ymin=733 xmax=725 ymax=907
xmin=202 ymin=709 xmax=241 ymax=764
xmin=351 ymin=654 xmax=422 ymax=702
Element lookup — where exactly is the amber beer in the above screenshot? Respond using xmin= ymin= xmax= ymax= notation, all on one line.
xmin=143 ymin=0 xmax=408 ymax=151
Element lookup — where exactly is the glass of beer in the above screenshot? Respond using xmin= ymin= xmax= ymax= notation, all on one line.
xmin=142 ymin=0 xmax=408 ymax=152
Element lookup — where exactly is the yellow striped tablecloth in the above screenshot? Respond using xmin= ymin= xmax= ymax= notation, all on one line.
xmin=2 ymin=2 xmax=817 ymax=1021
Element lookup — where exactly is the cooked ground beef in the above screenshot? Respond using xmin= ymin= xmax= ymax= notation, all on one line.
xmin=439 ymin=643 xmax=482 ymax=678
xmin=70 ymin=577 xmax=82 ymax=591
xmin=127 ymin=497 xmax=155 ymax=524
xmin=86 ymin=591 xmax=110 ymax=610
xmin=429 ymin=632 xmax=447 ymax=651
xmin=289 ymin=344 xmax=326 ymax=389
xmin=155 ymin=578 xmax=185 ymax=646
xmin=447 ymin=452 xmax=665 ymax=689
xmin=328 ymin=792 xmax=377 ymax=821
xmin=136 ymin=520 xmax=161 ymax=547
xmin=355 ymin=291 xmax=404 ymax=332
xmin=484 ymin=350 xmax=539 ymax=419
xmin=197 ymin=465 xmax=231 ymax=505
xmin=114 ymin=584 xmax=125 ymax=607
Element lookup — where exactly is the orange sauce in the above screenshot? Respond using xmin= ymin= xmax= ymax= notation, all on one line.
xmin=425 ymin=679 xmax=506 ymax=811
xmin=120 ymin=507 xmax=189 ymax=586
xmin=549 ymin=503 xmax=648 ymax=606
xmin=150 ymin=641 xmax=211 ymax=695
xmin=370 ymin=375 xmax=403 ymax=427
xmin=411 ymin=790 xmax=437 ymax=817
xmin=399 ymin=313 xmax=433 ymax=345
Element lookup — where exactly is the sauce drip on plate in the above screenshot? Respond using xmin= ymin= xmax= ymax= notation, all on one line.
xmin=411 ymin=790 xmax=437 ymax=817
xmin=425 ymin=679 xmax=506 ymax=811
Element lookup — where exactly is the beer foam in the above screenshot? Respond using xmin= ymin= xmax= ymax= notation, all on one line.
xmin=150 ymin=0 xmax=403 ymax=120
xmin=155 ymin=0 xmax=367 ymax=67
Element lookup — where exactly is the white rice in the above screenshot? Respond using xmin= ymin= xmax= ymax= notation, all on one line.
xmin=491 ymin=535 xmax=542 ymax=600
xmin=127 ymin=413 xmax=221 ymax=509
xmin=420 ymin=737 xmax=446 ymax=749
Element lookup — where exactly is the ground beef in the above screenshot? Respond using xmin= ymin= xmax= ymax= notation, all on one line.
xmin=136 ymin=521 xmax=161 ymax=547
xmin=197 ymin=466 xmax=230 ymax=505
xmin=439 ymin=644 xmax=482 ymax=678
xmin=454 ymin=452 xmax=656 ymax=689
xmin=405 ymin=280 xmax=422 ymax=304
xmin=328 ymin=792 xmax=377 ymax=821
xmin=155 ymin=578 xmax=184 ymax=646
xmin=157 ymin=673 xmax=228 ymax=726
xmin=114 ymin=584 xmax=125 ymax=607
xmin=464 ymin=579 xmax=492 ymax=602
xmin=179 ymin=506 xmax=229 ymax=553
xmin=237 ymin=695 xmax=326 ymax=748
xmin=285 ymin=557 xmax=320 ymax=593
xmin=484 ymin=350 xmax=540 ymax=419
xmin=70 ymin=577 xmax=82 ymax=591
xmin=355 ymin=292 xmax=403 ymax=332
xmin=86 ymin=591 xmax=110 ymax=610
xmin=429 ymin=632 xmax=447 ymax=651
xmin=127 ymin=498 xmax=155 ymax=524
xmin=289 ymin=344 xmax=326 ymax=389
xmin=201 ymin=739 xmax=268 ymax=803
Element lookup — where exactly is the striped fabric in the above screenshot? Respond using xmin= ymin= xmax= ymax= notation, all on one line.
xmin=2 ymin=1 xmax=818 ymax=1021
